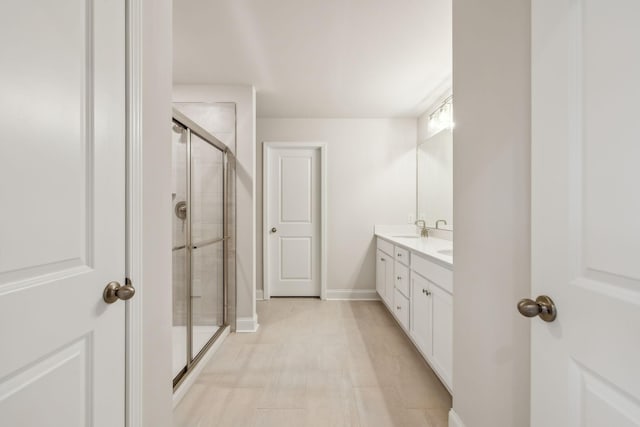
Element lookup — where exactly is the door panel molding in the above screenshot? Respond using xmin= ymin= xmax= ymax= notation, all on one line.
xmin=262 ymin=142 xmax=327 ymax=299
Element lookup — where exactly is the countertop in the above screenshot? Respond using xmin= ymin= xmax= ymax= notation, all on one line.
xmin=375 ymin=231 xmax=453 ymax=268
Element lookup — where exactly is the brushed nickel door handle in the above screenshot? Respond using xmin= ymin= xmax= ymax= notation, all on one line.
xmin=517 ymin=295 xmax=556 ymax=322
xmin=103 ymin=279 xmax=136 ymax=304
xmin=271 ymin=227 xmax=277 ymax=233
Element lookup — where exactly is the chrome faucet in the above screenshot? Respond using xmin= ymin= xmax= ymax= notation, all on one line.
xmin=415 ymin=219 xmax=429 ymax=238
xmin=435 ymin=219 xmax=448 ymax=229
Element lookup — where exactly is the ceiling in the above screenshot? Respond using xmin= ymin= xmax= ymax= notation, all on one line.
xmin=173 ymin=0 xmax=452 ymax=118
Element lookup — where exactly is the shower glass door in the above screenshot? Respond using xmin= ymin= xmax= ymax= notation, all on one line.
xmin=190 ymin=134 xmax=225 ymax=358
xmin=172 ymin=122 xmax=188 ymax=380
xmin=171 ymin=107 xmax=234 ymax=389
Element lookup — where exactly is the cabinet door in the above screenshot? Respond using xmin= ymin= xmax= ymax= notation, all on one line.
xmin=410 ymin=273 xmax=432 ymax=358
xmin=376 ymin=250 xmax=388 ymax=301
xmin=431 ymin=284 xmax=453 ymax=389
xmin=394 ymin=288 xmax=410 ymax=330
xmin=384 ymin=254 xmax=395 ymax=306
xmin=394 ymin=260 xmax=410 ymax=297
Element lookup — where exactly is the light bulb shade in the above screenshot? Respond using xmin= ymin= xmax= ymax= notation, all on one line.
xmin=428 ymin=97 xmax=454 ymax=133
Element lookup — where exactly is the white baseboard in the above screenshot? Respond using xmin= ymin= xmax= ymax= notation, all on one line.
xmin=256 ymin=289 xmax=264 ymax=300
xmin=449 ymin=409 xmax=466 ymax=427
xmin=173 ymin=326 xmax=230 ymax=408
xmin=325 ymin=289 xmax=380 ymax=301
xmin=236 ymin=315 xmax=260 ymax=332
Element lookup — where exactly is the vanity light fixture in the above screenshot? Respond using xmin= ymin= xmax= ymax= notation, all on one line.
xmin=428 ymin=95 xmax=454 ymax=133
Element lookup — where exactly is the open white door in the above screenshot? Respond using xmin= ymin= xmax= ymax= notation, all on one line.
xmin=264 ymin=143 xmax=325 ymax=298
xmin=0 ymin=1 xmax=127 ymax=426
xmin=530 ymin=0 xmax=640 ymax=425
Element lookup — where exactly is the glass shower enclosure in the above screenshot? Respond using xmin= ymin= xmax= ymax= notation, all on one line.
xmin=171 ymin=107 xmax=236 ymax=389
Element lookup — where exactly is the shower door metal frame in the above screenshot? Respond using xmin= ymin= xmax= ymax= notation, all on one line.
xmin=171 ymin=108 xmax=233 ymax=390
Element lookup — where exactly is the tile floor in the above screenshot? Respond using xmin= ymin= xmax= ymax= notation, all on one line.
xmin=174 ymin=299 xmax=451 ymax=427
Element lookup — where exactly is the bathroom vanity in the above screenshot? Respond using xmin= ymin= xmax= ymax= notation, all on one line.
xmin=375 ymin=228 xmax=453 ymax=392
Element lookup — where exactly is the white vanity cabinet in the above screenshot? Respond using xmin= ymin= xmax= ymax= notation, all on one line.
xmin=410 ymin=274 xmax=433 ymax=357
xmin=376 ymin=249 xmax=393 ymax=306
xmin=429 ymin=281 xmax=453 ymax=387
xmin=376 ymin=239 xmax=395 ymax=306
xmin=393 ymin=245 xmax=411 ymax=330
xmin=375 ymin=236 xmax=453 ymax=392
xmin=410 ymin=252 xmax=453 ymax=390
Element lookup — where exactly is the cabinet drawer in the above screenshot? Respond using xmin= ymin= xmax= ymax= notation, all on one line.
xmin=377 ymin=238 xmax=394 ymax=256
xmin=412 ymin=253 xmax=453 ymax=293
xmin=394 ymin=246 xmax=410 ymax=265
xmin=394 ymin=261 xmax=410 ymax=297
xmin=394 ymin=288 xmax=410 ymax=330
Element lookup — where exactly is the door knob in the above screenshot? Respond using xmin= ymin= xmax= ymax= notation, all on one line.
xmin=271 ymin=227 xmax=277 ymax=233
xmin=517 ymin=295 xmax=557 ymax=322
xmin=103 ymin=280 xmax=136 ymax=304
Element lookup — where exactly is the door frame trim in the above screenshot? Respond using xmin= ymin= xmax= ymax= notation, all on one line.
xmin=125 ymin=0 xmax=143 ymax=425
xmin=262 ymin=142 xmax=328 ymax=300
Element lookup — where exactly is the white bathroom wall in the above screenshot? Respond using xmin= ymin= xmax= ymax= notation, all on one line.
xmin=452 ymin=0 xmax=531 ymax=426
xmin=173 ymin=84 xmax=258 ymax=332
xmin=256 ymin=118 xmax=417 ymax=298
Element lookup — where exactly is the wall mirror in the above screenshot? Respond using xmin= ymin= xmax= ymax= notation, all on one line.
xmin=417 ymin=128 xmax=453 ymax=231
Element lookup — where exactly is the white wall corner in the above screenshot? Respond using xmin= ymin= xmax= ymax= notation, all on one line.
xmin=236 ymin=315 xmax=260 ymax=333
xmin=256 ymin=289 xmax=264 ymax=300
xmin=325 ymin=289 xmax=380 ymax=301
xmin=448 ymin=409 xmax=466 ymax=427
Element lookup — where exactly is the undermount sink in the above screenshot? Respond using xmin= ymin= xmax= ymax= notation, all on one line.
xmin=438 ymin=248 xmax=453 ymax=256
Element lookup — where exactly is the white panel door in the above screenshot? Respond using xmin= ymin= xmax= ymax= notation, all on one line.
xmin=0 ymin=1 xmax=126 ymax=426
xmin=266 ymin=146 xmax=321 ymax=297
xmin=531 ymin=0 xmax=640 ymax=425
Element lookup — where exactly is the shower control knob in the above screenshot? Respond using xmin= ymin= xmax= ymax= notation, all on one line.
xmin=175 ymin=201 xmax=187 ymax=220
xmin=103 ymin=279 xmax=136 ymax=304
xmin=271 ymin=227 xmax=277 ymax=233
